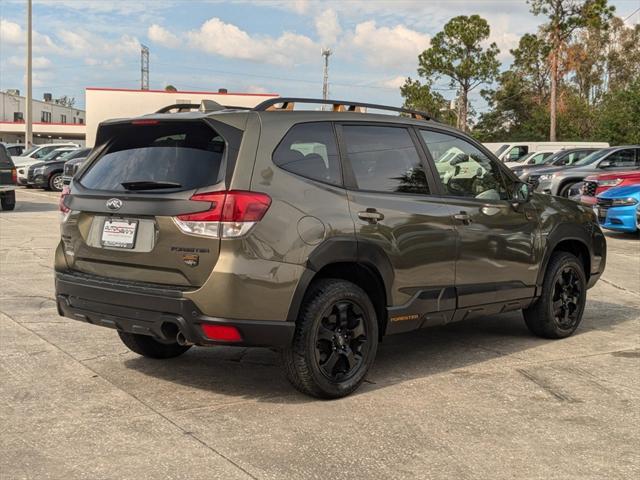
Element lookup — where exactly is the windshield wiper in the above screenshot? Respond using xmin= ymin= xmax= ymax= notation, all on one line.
xmin=121 ymin=181 xmax=182 ymax=191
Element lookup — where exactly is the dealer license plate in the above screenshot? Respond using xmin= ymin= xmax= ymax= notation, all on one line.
xmin=101 ymin=219 xmax=138 ymax=249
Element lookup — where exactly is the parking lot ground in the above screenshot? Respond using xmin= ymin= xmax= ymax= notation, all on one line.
xmin=1 ymin=188 xmax=639 ymax=480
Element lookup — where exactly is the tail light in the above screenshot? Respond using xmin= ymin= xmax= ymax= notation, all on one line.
xmin=59 ymin=185 xmax=70 ymax=216
xmin=11 ymin=168 xmax=17 ymax=184
xmin=174 ymin=190 xmax=271 ymax=238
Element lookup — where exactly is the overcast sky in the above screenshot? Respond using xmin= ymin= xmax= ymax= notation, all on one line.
xmin=1 ymin=0 xmax=638 ymax=111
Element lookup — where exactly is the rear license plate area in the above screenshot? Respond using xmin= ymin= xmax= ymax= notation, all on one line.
xmin=101 ymin=218 xmax=138 ymax=249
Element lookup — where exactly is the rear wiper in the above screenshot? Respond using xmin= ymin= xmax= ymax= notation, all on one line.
xmin=121 ymin=181 xmax=182 ymax=191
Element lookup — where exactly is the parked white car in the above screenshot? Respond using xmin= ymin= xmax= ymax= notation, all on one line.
xmin=12 ymin=142 xmax=79 ymax=185
xmin=489 ymin=142 xmax=609 ymax=162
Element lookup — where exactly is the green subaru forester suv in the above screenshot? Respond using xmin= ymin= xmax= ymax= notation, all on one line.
xmin=55 ymin=98 xmax=606 ymax=398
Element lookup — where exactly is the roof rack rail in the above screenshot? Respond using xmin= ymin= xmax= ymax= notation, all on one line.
xmin=155 ymin=100 xmax=251 ymax=114
xmin=252 ymin=97 xmax=433 ymax=120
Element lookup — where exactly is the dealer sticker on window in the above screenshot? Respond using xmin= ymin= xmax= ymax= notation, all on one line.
xmin=101 ymin=219 xmax=138 ymax=249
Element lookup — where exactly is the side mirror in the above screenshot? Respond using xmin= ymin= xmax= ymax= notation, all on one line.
xmin=599 ymin=159 xmax=613 ymax=168
xmin=512 ymin=181 xmax=532 ymax=205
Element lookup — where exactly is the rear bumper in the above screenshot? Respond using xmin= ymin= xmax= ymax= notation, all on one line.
xmin=55 ymin=271 xmax=295 ymax=348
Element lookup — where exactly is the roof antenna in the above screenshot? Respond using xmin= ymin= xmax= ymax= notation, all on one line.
xmin=199 ymin=100 xmax=224 ymax=112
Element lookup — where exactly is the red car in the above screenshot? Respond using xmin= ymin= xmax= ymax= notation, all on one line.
xmin=580 ymin=170 xmax=640 ymax=205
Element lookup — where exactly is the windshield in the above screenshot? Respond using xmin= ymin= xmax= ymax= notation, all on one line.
xmin=21 ymin=146 xmax=39 ymax=157
xmin=42 ymin=150 xmax=73 ymax=162
xmin=508 ymin=152 xmax=531 ymax=163
xmin=494 ymin=144 xmax=509 ymax=156
xmin=573 ymin=149 xmax=610 ymax=166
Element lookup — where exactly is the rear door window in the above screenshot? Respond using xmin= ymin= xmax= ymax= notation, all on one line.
xmin=272 ymin=122 xmax=341 ymax=186
xmin=341 ymin=125 xmax=430 ymax=194
xmin=79 ymin=121 xmax=226 ymax=192
xmin=607 ymin=148 xmax=637 ymax=167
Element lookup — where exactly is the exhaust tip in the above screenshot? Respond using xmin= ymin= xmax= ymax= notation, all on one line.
xmin=176 ymin=331 xmax=190 ymax=346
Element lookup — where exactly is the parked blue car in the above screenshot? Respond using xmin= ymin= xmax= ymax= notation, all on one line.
xmin=595 ymin=184 xmax=640 ymax=233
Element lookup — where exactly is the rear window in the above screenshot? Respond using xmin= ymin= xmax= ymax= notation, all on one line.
xmin=80 ymin=121 xmax=225 ymax=192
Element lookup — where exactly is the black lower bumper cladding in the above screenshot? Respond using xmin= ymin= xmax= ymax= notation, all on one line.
xmin=55 ymin=271 xmax=294 ymax=347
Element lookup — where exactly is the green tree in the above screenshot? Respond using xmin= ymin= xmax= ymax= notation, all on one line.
xmin=416 ymin=15 xmax=500 ymax=131
xmin=511 ymin=33 xmax=551 ymax=104
xmin=164 ymin=85 xmax=178 ymax=92
xmin=595 ymin=77 xmax=640 ymax=144
xmin=400 ymin=78 xmax=455 ymax=125
xmin=604 ymin=19 xmax=640 ymax=90
xmin=529 ymin=0 xmax=614 ymax=141
xmin=55 ymin=95 xmax=75 ymax=108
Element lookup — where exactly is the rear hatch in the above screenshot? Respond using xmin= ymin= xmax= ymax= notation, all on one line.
xmin=61 ymin=117 xmax=243 ymax=287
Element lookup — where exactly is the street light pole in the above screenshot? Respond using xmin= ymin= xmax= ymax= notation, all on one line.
xmin=25 ymin=0 xmax=33 ymax=147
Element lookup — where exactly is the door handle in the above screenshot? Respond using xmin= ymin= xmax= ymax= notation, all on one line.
xmin=453 ymin=211 xmax=472 ymax=224
xmin=358 ymin=208 xmax=384 ymax=224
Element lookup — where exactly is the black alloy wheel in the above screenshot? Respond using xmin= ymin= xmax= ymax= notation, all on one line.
xmin=523 ymin=251 xmax=587 ymax=339
xmin=551 ymin=266 xmax=582 ymax=330
xmin=282 ymin=279 xmax=378 ymax=398
xmin=314 ymin=301 xmax=369 ymax=381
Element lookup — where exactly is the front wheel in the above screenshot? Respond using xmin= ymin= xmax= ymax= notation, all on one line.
xmin=118 ymin=331 xmax=191 ymax=359
xmin=48 ymin=173 xmax=64 ymax=192
xmin=559 ymin=182 xmax=578 ymax=198
xmin=523 ymin=252 xmax=587 ymax=339
xmin=282 ymin=279 xmax=378 ymax=399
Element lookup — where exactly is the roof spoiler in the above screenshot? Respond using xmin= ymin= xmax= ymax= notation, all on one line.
xmin=155 ymin=99 xmax=250 ymax=114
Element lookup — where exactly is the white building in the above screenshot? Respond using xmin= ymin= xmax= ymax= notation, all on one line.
xmin=1 ymin=87 xmax=278 ymax=147
xmin=85 ymin=88 xmax=278 ymax=146
xmin=0 ymin=90 xmax=86 ymax=145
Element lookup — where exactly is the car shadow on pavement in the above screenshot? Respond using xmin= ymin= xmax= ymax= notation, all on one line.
xmin=122 ymin=299 xmax=639 ymax=403
xmin=2 ymin=200 xmax=59 ymax=213
xmin=604 ymin=231 xmax=639 ymax=241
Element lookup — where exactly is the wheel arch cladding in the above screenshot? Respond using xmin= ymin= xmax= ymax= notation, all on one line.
xmin=539 ymin=226 xmax=592 ymax=286
xmin=287 ymin=237 xmax=393 ymax=338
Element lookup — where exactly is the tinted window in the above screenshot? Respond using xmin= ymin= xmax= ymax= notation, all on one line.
xmin=80 ymin=122 xmax=225 ymax=192
xmin=420 ymin=130 xmax=510 ymax=200
xmin=342 ymin=125 xmax=429 ymax=194
xmin=607 ymin=149 xmax=637 ymax=167
xmin=273 ymin=122 xmax=341 ymax=185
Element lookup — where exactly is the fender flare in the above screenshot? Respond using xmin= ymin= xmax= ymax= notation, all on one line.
xmin=536 ymin=224 xmax=593 ymax=286
xmin=286 ymin=237 xmax=394 ymax=321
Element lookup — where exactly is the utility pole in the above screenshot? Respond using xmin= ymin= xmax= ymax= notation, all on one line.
xmin=321 ymin=48 xmax=332 ymax=110
xmin=25 ymin=0 xmax=33 ymax=146
xmin=141 ymin=45 xmax=149 ymax=90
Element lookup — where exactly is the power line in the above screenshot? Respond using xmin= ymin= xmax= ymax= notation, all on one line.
xmin=622 ymin=7 xmax=640 ymax=21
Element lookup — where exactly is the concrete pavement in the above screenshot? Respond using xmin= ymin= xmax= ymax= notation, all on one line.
xmin=1 ymin=189 xmax=639 ymax=480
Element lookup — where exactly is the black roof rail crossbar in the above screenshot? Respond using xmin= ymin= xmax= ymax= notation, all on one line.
xmin=252 ymin=97 xmax=433 ymax=120
xmin=156 ymin=103 xmax=199 ymax=113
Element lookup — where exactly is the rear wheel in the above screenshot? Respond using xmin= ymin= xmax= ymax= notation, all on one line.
xmin=282 ymin=279 xmax=378 ymax=399
xmin=48 ymin=173 xmax=64 ymax=192
xmin=118 ymin=331 xmax=191 ymax=359
xmin=1 ymin=191 xmax=16 ymax=211
xmin=523 ymin=252 xmax=586 ymax=339
xmin=559 ymin=182 xmax=577 ymax=197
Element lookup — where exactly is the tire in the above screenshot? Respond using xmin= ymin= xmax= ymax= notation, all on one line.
xmin=523 ymin=252 xmax=587 ymax=339
xmin=282 ymin=279 xmax=378 ymax=399
xmin=1 ymin=191 xmax=16 ymax=211
xmin=48 ymin=173 xmax=64 ymax=192
xmin=118 ymin=331 xmax=191 ymax=359
xmin=559 ymin=182 xmax=577 ymax=198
